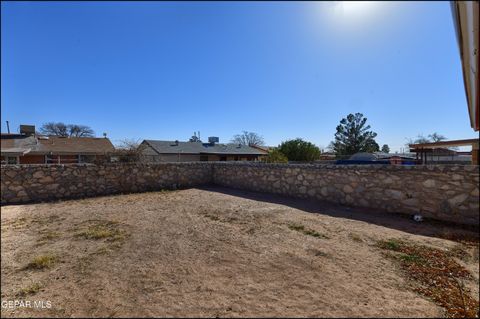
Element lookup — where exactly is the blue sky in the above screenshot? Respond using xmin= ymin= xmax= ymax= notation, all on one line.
xmin=1 ymin=1 xmax=477 ymax=151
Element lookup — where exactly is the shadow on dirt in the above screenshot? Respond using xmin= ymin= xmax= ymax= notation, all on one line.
xmin=200 ymin=186 xmax=479 ymax=242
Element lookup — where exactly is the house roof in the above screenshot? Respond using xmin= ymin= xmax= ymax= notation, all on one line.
xmin=451 ymin=1 xmax=479 ymax=131
xmin=1 ymin=135 xmax=115 ymax=156
xmin=375 ymin=152 xmax=416 ymax=160
xmin=250 ymin=145 xmax=272 ymax=152
xmin=33 ymin=136 xmax=115 ymax=155
xmin=142 ymin=140 xmax=268 ymax=155
xmin=409 ymin=138 xmax=479 ymax=149
xmin=349 ymin=152 xmax=378 ymax=161
xmin=1 ymin=135 xmax=37 ymax=156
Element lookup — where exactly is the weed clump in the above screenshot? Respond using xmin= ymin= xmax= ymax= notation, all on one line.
xmin=288 ymin=224 xmax=328 ymax=239
xmin=378 ymin=239 xmax=478 ymax=318
xmin=75 ymin=220 xmax=126 ymax=242
xmin=24 ymin=255 xmax=57 ymax=270
xmin=16 ymin=283 xmax=42 ymax=297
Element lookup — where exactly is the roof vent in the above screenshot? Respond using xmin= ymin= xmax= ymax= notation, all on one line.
xmin=208 ymin=136 xmax=219 ymax=145
xmin=20 ymin=125 xmax=35 ymax=136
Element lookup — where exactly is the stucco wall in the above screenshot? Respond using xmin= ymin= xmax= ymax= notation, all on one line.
xmin=213 ymin=163 xmax=480 ymax=225
xmin=1 ymin=162 xmax=479 ymax=225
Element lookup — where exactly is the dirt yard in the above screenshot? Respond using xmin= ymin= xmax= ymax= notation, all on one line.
xmin=1 ymin=187 xmax=478 ymax=318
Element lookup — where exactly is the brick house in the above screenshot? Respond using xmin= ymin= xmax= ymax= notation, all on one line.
xmin=1 ymin=129 xmax=115 ymax=165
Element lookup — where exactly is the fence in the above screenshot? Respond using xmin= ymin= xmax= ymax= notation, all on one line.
xmin=1 ymin=162 xmax=478 ymax=226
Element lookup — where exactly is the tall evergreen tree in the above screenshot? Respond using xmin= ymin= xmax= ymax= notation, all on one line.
xmin=331 ymin=113 xmax=379 ymax=156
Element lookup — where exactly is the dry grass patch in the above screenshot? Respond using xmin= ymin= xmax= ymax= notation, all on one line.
xmin=377 ymin=239 xmax=479 ymax=318
xmin=201 ymin=211 xmax=244 ymax=225
xmin=32 ymin=214 xmax=64 ymax=225
xmin=203 ymin=214 xmax=220 ymax=222
xmin=288 ymin=224 xmax=329 ymax=239
xmin=38 ymin=231 xmax=61 ymax=242
xmin=71 ymin=221 xmax=129 ymax=275
xmin=16 ymin=283 xmax=42 ymax=298
xmin=3 ymin=217 xmax=29 ymax=230
xmin=74 ymin=220 xmax=127 ymax=242
xmin=349 ymin=233 xmax=363 ymax=242
xmin=24 ymin=254 xmax=57 ymax=270
xmin=307 ymin=248 xmax=330 ymax=258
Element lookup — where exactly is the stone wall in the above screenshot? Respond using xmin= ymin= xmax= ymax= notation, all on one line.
xmin=213 ymin=163 xmax=479 ymax=225
xmin=1 ymin=162 xmax=479 ymax=226
xmin=1 ymin=163 xmax=212 ymax=204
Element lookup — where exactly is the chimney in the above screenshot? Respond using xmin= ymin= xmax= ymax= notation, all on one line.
xmin=208 ymin=136 xmax=219 ymax=145
xmin=20 ymin=125 xmax=35 ymax=136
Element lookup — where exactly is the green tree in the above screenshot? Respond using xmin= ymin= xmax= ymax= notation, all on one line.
xmin=278 ymin=138 xmax=321 ymax=162
xmin=381 ymin=144 xmax=390 ymax=153
xmin=265 ymin=148 xmax=288 ymax=163
xmin=331 ymin=113 xmax=379 ymax=156
xmin=365 ymin=139 xmax=380 ymax=153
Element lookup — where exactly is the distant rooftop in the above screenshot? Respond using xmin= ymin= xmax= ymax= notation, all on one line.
xmin=142 ymin=140 xmax=268 ymax=155
xmin=1 ymin=134 xmax=115 ymax=156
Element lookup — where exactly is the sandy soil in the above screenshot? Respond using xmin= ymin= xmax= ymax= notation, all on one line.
xmin=1 ymin=187 xmax=478 ymax=318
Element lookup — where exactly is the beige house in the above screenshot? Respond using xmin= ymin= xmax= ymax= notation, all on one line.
xmin=139 ymin=138 xmax=268 ymax=162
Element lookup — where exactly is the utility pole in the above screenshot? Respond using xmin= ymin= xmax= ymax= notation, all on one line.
xmin=6 ymin=121 xmax=10 ymax=133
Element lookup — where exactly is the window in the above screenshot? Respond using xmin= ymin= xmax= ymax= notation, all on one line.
xmin=7 ymin=157 xmax=18 ymax=164
xmin=200 ymin=155 xmax=209 ymax=161
xmin=79 ymin=155 xmax=96 ymax=163
xmin=46 ymin=155 xmax=58 ymax=164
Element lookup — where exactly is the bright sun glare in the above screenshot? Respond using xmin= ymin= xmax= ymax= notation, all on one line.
xmin=338 ymin=1 xmax=378 ymax=19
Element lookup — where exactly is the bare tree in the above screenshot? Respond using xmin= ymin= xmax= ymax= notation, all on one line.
xmin=39 ymin=122 xmax=95 ymax=137
xmin=231 ymin=131 xmax=265 ymax=146
xmin=40 ymin=122 xmax=68 ymax=136
xmin=428 ymin=132 xmax=447 ymax=142
xmin=68 ymin=125 xmax=95 ymax=137
xmin=326 ymin=141 xmax=336 ymax=153
xmin=112 ymin=139 xmax=146 ymax=162
xmin=405 ymin=133 xmax=448 ymax=150
xmin=116 ymin=139 xmax=142 ymax=150
xmin=405 ymin=135 xmax=429 ymax=149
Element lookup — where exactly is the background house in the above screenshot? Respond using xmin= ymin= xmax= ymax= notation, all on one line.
xmin=140 ymin=137 xmax=268 ymax=162
xmin=1 ymin=125 xmax=115 ymax=164
xmin=409 ymin=138 xmax=478 ymax=165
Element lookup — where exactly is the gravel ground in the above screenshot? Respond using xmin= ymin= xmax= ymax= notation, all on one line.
xmin=1 ymin=187 xmax=478 ymax=318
